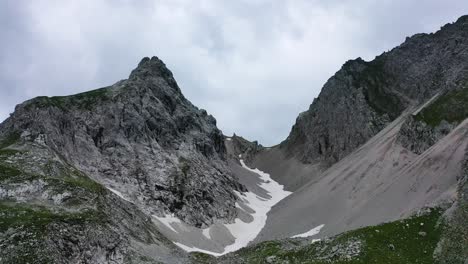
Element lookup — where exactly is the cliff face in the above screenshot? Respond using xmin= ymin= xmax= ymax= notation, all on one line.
xmin=397 ymin=86 xmax=468 ymax=154
xmin=0 ymin=56 xmax=244 ymax=230
xmin=282 ymin=15 xmax=468 ymax=165
xmin=0 ymin=126 xmax=189 ymax=263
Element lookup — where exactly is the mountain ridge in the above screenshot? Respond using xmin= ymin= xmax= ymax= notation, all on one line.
xmin=280 ymin=14 xmax=468 ymax=166
xmin=1 ymin=15 xmax=468 ymax=264
xmin=0 ymin=55 xmax=246 ymax=228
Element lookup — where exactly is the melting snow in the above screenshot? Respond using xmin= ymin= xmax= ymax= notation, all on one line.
xmin=174 ymin=242 xmax=222 ymax=256
xmin=153 ymin=214 xmax=182 ymax=233
xmin=106 ymin=187 xmax=132 ymax=203
xmin=291 ymin=224 xmax=325 ymax=238
xmin=169 ymin=159 xmax=291 ymax=256
xmin=219 ymin=159 xmax=291 ymax=254
xmin=202 ymin=228 xmax=211 ymax=239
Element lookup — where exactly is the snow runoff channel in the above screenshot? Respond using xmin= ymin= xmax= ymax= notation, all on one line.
xmin=154 ymin=158 xmax=292 ymax=256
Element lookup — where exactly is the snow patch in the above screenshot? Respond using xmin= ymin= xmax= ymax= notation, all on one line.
xmin=174 ymin=242 xmax=222 ymax=256
xmin=153 ymin=214 xmax=182 ymax=233
xmin=202 ymin=228 xmax=211 ymax=239
xmin=291 ymin=224 xmax=325 ymax=238
xmin=106 ymin=187 xmax=132 ymax=203
xmin=165 ymin=159 xmax=291 ymax=256
xmin=218 ymin=159 xmax=291 ymax=254
xmin=226 ymin=137 xmax=232 ymax=141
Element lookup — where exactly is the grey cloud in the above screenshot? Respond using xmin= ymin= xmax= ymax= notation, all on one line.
xmin=1 ymin=0 xmax=468 ymax=146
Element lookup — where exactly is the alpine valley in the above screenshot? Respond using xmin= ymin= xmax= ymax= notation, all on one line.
xmin=1 ymin=15 xmax=468 ymax=264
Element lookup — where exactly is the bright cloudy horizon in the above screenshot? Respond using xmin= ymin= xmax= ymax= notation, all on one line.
xmin=1 ymin=0 xmax=468 ymax=146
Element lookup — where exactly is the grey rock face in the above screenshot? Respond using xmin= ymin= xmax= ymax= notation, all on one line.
xmin=396 ymin=117 xmax=456 ymax=154
xmin=0 ymin=56 xmax=244 ymax=228
xmin=434 ymin=146 xmax=468 ymax=264
xmin=282 ymin=15 xmax=468 ymax=165
xmin=226 ymin=134 xmax=263 ymax=163
xmin=0 ymin=140 xmax=187 ymax=264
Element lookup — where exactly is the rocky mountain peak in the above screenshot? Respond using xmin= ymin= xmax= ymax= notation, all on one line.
xmin=129 ymin=56 xmax=180 ymax=92
xmin=281 ymin=15 xmax=468 ymax=165
xmin=456 ymin=14 xmax=468 ymax=24
xmin=0 ymin=56 xmax=244 ymax=229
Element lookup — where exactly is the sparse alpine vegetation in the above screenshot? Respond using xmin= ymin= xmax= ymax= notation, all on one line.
xmin=24 ymin=86 xmax=111 ymax=111
xmin=196 ymin=208 xmax=443 ymax=264
xmin=415 ymin=86 xmax=468 ymax=127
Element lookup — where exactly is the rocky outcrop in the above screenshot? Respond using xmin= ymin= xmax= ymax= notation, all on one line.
xmin=0 ymin=138 xmax=188 ymax=263
xmin=0 ymin=56 xmax=244 ymax=229
xmin=435 ymin=146 xmax=468 ymax=264
xmin=397 ymin=86 xmax=468 ymax=154
xmin=281 ymin=15 xmax=468 ymax=165
xmin=226 ymin=134 xmax=263 ymax=163
xmin=396 ymin=117 xmax=456 ymax=154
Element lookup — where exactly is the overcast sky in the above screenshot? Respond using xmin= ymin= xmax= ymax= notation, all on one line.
xmin=1 ymin=1 xmax=468 ymax=146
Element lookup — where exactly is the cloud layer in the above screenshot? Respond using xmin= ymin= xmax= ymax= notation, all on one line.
xmin=1 ymin=0 xmax=468 ymax=145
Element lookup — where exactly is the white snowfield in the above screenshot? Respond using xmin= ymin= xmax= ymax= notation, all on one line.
xmin=220 ymin=159 xmax=292 ymax=254
xmin=151 ymin=158 xmax=292 ymax=256
xmin=291 ymin=224 xmax=325 ymax=238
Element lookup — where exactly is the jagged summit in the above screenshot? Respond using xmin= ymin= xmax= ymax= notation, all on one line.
xmin=129 ymin=56 xmax=180 ymax=92
xmin=0 ymin=55 xmax=243 ymax=229
xmin=12 ymin=56 xmax=182 ymax=116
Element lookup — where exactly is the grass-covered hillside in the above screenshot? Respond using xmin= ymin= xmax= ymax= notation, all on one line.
xmin=415 ymin=87 xmax=468 ymax=127
xmin=192 ymin=208 xmax=446 ymax=264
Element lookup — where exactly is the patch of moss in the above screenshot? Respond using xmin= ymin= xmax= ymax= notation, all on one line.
xmin=0 ymin=148 xmax=21 ymax=156
xmin=25 ymin=96 xmax=67 ymax=111
xmin=415 ymin=87 xmax=468 ymax=127
xmin=233 ymin=241 xmax=283 ymax=263
xmin=41 ymin=160 xmax=105 ymax=194
xmin=0 ymin=164 xmax=21 ymax=180
xmin=0 ymin=131 xmax=20 ymax=149
xmin=63 ymin=174 xmax=105 ymax=194
xmin=72 ymin=86 xmax=109 ymax=100
xmin=226 ymin=209 xmax=443 ymax=264
xmin=0 ymin=156 xmax=104 ymax=196
xmin=333 ymin=208 xmax=442 ymax=263
xmin=0 ymin=202 xmax=106 ymax=263
xmin=38 ymin=170 xmax=105 ymax=195
xmin=190 ymin=252 xmax=217 ymax=264
xmin=26 ymin=86 xmax=111 ymax=111
xmin=0 ymin=202 xmax=104 ymax=233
